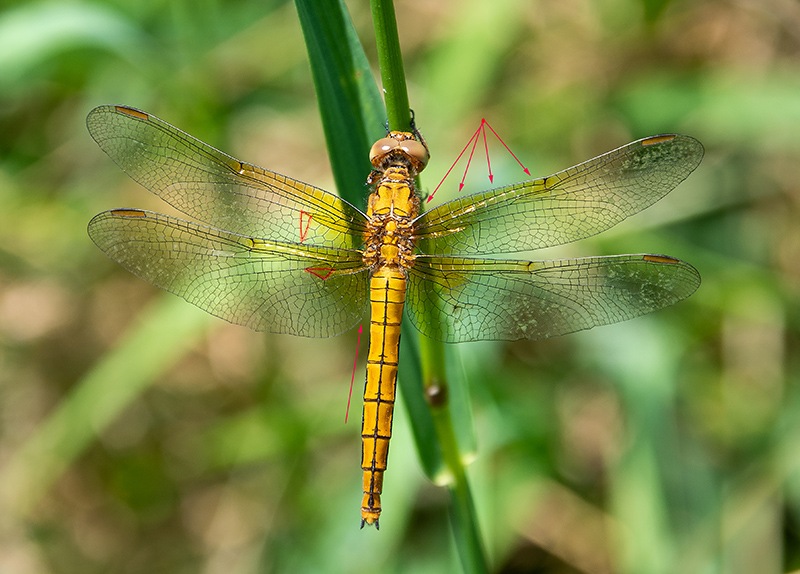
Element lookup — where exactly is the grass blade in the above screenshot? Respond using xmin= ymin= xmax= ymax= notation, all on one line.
xmin=295 ymin=0 xmax=385 ymax=209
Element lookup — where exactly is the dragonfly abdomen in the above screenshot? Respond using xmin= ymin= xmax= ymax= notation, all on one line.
xmin=361 ymin=265 xmax=406 ymax=528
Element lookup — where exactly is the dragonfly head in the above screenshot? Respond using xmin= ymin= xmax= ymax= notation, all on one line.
xmin=369 ymin=131 xmax=429 ymax=174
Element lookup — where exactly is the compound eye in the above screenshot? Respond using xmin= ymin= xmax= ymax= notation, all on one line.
xmin=400 ymin=139 xmax=429 ymax=169
xmin=369 ymin=137 xmax=399 ymax=163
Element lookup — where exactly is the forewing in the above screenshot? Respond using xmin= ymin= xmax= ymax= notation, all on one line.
xmin=406 ymin=254 xmax=700 ymax=342
xmin=88 ymin=209 xmax=370 ymax=337
xmin=415 ymin=134 xmax=703 ymax=255
xmin=87 ymin=105 xmax=367 ymax=249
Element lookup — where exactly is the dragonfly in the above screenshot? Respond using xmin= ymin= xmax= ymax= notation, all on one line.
xmin=87 ymin=105 xmax=703 ymax=529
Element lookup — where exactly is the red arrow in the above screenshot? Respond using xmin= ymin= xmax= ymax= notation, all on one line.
xmin=427 ymin=122 xmax=482 ymax=203
xmin=299 ymin=210 xmax=312 ymax=242
xmin=482 ymin=119 xmax=494 ymax=183
xmin=305 ymin=266 xmax=334 ymax=280
xmin=427 ymin=118 xmax=530 ymax=203
xmin=483 ymin=119 xmax=530 ymax=176
xmin=345 ymin=325 xmax=363 ymax=424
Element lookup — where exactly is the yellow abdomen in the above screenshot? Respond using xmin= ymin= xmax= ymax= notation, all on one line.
xmin=360 ymin=265 xmax=406 ymax=528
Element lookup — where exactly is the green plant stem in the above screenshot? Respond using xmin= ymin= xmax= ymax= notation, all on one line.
xmin=370 ymin=1 xmax=488 ymax=571
xmin=370 ymin=0 xmax=411 ymax=131
xmin=421 ymin=336 xmax=487 ymax=573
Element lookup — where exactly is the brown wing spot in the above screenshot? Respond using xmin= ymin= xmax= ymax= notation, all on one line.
xmin=110 ymin=208 xmax=147 ymax=218
xmin=641 ymin=134 xmax=676 ymax=146
xmin=643 ymin=254 xmax=680 ymax=264
xmin=114 ymin=106 xmax=149 ymax=121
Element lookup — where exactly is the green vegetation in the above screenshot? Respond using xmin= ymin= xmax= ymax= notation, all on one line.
xmin=1 ymin=0 xmax=798 ymax=572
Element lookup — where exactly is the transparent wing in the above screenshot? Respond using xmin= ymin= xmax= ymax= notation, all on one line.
xmin=414 ymin=134 xmax=703 ymax=255
xmin=88 ymin=209 xmax=370 ymax=337
xmin=87 ymin=105 xmax=367 ymax=249
xmin=406 ymin=254 xmax=700 ymax=342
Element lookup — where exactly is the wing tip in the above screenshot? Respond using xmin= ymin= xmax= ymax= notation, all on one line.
xmin=642 ymin=132 xmax=705 ymax=161
xmin=641 ymin=253 xmax=702 ymax=297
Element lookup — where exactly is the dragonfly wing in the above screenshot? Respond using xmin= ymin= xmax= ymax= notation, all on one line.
xmin=406 ymin=254 xmax=700 ymax=342
xmin=415 ymin=134 xmax=703 ymax=255
xmin=87 ymin=105 xmax=367 ymax=248
xmin=88 ymin=209 xmax=370 ymax=337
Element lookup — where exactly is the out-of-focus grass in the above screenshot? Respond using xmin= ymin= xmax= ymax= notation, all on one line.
xmin=1 ymin=0 xmax=799 ymax=572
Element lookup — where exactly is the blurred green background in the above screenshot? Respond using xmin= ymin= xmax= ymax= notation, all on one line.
xmin=1 ymin=0 xmax=798 ymax=572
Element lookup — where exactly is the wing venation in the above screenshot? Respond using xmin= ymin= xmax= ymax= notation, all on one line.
xmin=415 ymin=134 xmax=703 ymax=255
xmin=88 ymin=209 xmax=369 ymax=337
xmin=406 ymin=254 xmax=700 ymax=342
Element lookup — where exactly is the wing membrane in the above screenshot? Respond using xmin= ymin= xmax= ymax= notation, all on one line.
xmin=415 ymin=134 xmax=703 ymax=255
xmin=87 ymin=105 xmax=367 ymax=249
xmin=88 ymin=209 xmax=370 ymax=337
xmin=406 ymin=254 xmax=700 ymax=342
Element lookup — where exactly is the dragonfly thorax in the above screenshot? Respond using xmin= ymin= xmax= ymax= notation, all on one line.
xmin=364 ymin=146 xmax=420 ymax=270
